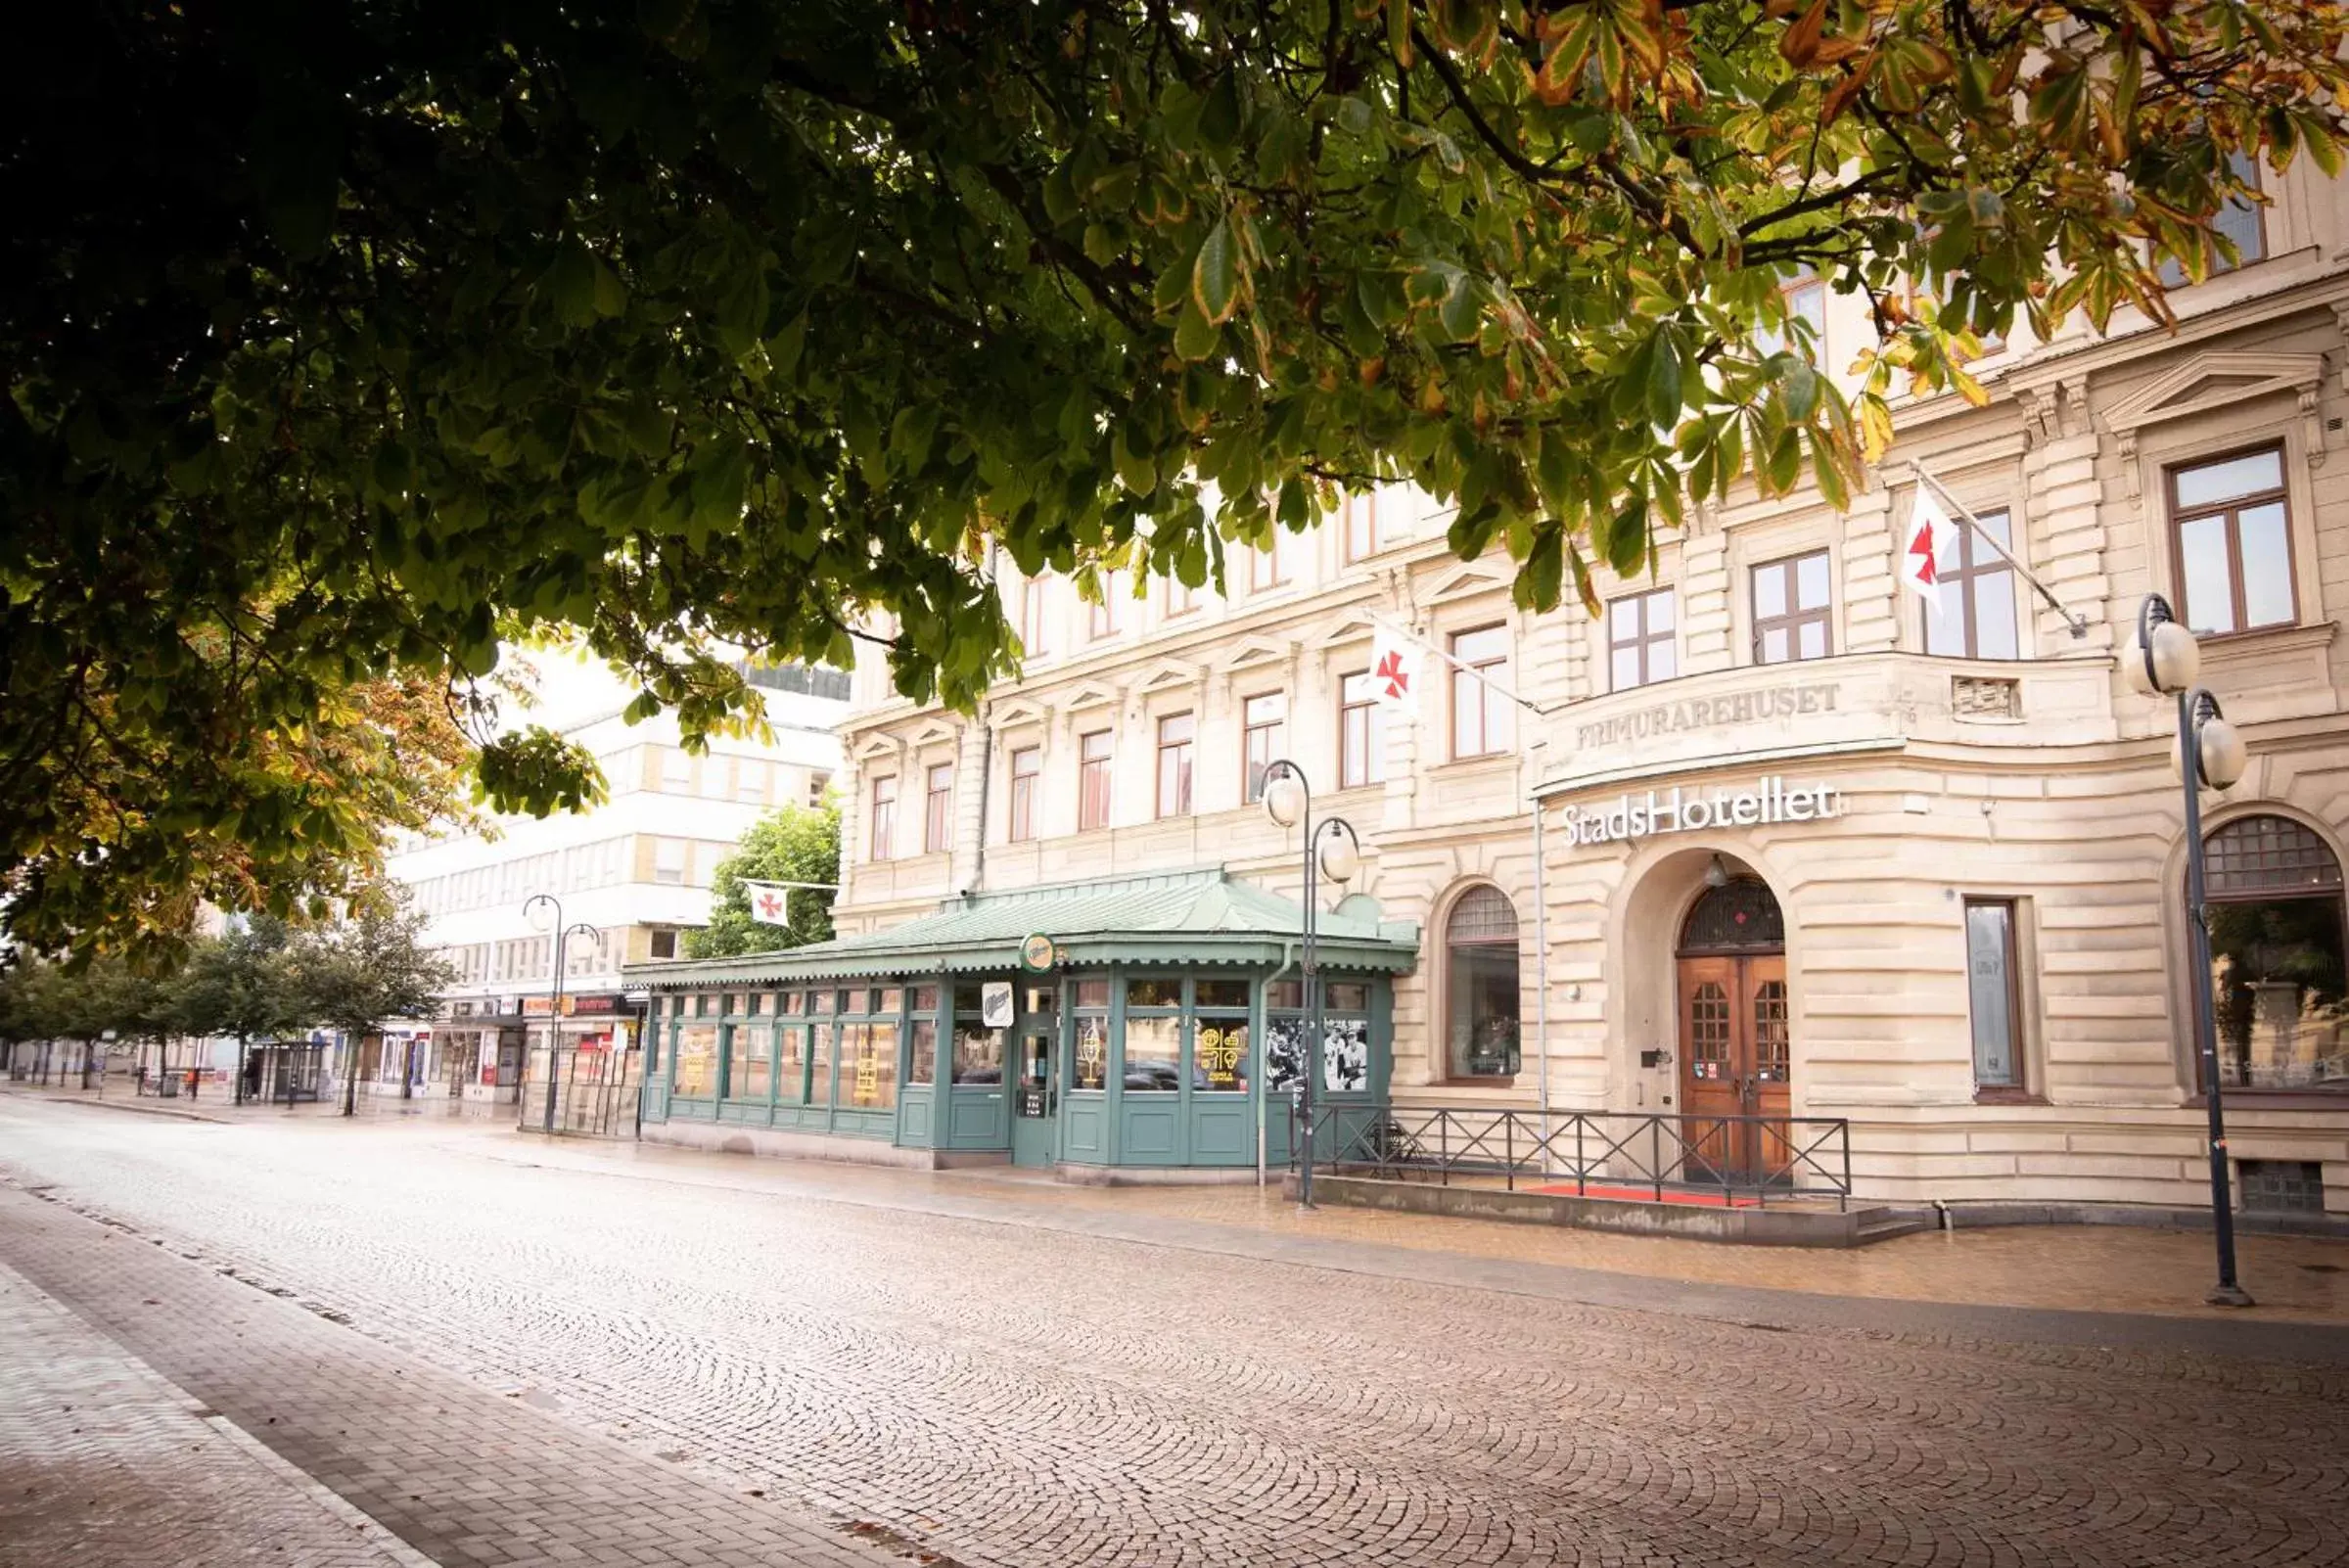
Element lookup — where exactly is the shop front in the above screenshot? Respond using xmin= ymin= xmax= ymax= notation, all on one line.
xmin=518 ymin=992 xmax=643 ymax=1135
xmin=624 ymin=871 xmax=1418 ymax=1180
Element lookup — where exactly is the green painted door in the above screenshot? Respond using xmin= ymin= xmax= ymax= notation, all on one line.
xmin=1010 ymin=1005 xmax=1059 ymax=1169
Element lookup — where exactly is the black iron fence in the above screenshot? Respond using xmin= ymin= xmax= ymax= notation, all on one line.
xmin=1294 ymin=1101 xmax=1853 ymax=1210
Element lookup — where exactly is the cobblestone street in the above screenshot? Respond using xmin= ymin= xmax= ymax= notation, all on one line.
xmin=4 ymin=1096 xmax=2348 ymax=1568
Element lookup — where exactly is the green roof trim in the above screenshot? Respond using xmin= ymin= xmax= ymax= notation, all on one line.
xmin=623 ymin=869 xmax=1421 ymax=990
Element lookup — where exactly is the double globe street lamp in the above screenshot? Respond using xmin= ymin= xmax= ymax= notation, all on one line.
xmin=2126 ymin=594 xmax=2253 ymax=1308
xmin=1260 ymin=759 xmax=1361 ymax=1209
xmin=523 ymin=894 xmax=603 ymax=1136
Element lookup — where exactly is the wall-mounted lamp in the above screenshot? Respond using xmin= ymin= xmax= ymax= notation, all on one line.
xmin=1703 ymin=853 xmax=1730 ymax=890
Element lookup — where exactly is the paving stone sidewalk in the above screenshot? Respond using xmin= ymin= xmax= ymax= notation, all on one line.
xmin=0 ymin=1185 xmax=907 ymax=1568
xmin=0 ymin=1259 xmax=421 ymax=1568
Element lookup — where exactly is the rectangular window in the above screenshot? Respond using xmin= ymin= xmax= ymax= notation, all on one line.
xmin=1755 ymin=265 xmax=1826 ymax=358
xmin=1343 ymin=493 xmax=1377 ymax=563
xmin=2168 ymin=445 xmax=2294 ymax=637
xmin=1449 ymin=625 xmax=1514 ymax=759
xmin=1089 ymin=573 xmax=1123 ymax=640
xmin=648 ymin=928 xmax=677 ymax=960
xmin=1608 ymin=588 xmax=1678 ymax=691
xmin=845 ymin=1022 xmax=898 ymax=1110
xmin=671 ymin=1024 xmax=718 ymax=1098
xmin=806 ymin=769 xmax=831 ymax=808
xmin=725 ymin=1024 xmax=770 ymax=1103
xmin=1339 ymin=671 xmax=1388 ymax=790
xmin=806 ymin=1024 xmax=833 ymax=1106
xmin=1964 ymin=899 xmax=2023 ymax=1091
xmin=1751 ymin=549 xmax=1833 ymax=665
xmin=908 ymin=1021 xmax=937 ymax=1086
xmin=1022 ymin=578 xmax=1051 ymax=656
xmin=1008 ymin=746 xmax=1040 ymax=843
xmin=775 ymin=1025 xmax=807 ymax=1103
xmin=734 ymin=759 xmax=766 ymax=804
xmin=1079 ymin=729 xmax=1113 ymax=831
xmin=1924 ymin=506 xmax=2021 ymax=660
xmin=1241 ymin=693 xmax=1286 ymax=804
xmin=1156 ymin=713 xmax=1195 ymax=819
xmin=661 ymin=749 xmax=694 ymax=789
xmin=924 ymin=762 xmax=953 ymax=854
xmin=869 ymin=775 xmax=898 ymax=860
xmin=2158 ymin=152 xmax=2267 ymax=286
xmin=1252 ymin=534 xmax=1291 ymax=591
xmin=1164 ymin=576 xmax=1199 ymax=618
xmin=653 ymin=839 xmax=686 ymax=886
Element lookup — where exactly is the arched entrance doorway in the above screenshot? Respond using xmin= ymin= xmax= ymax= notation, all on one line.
xmin=1676 ymin=877 xmax=1790 ymax=1183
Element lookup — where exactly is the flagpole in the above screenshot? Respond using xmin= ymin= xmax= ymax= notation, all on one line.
xmin=1909 ymin=463 xmax=2090 ymax=639
xmin=1367 ymin=611 xmax=1566 ymax=716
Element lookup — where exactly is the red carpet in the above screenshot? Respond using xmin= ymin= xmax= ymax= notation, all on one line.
xmin=1527 ymin=1182 xmax=1761 ymax=1209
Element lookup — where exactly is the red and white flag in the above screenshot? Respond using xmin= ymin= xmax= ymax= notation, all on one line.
xmin=744 ymin=880 xmax=796 ymax=926
xmin=1367 ymin=625 xmax=1420 ymax=710
xmin=1901 ymin=485 xmax=1955 ymax=611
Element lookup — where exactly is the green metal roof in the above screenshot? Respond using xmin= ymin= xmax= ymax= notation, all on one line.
xmin=623 ymin=869 xmax=1422 ymax=990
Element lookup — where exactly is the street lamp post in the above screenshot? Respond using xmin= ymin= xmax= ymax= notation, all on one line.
xmin=2128 ymin=594 xmax=2254 ymax=1309
xmin=523 ymin=894 xmax=602 ymax=1137
xmin=1261 ymin=760 xmax=1361 ymax=1210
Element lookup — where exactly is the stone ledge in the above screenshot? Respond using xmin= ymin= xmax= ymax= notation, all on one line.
xmin=1293 ymin=1172 xmax=1926 ymax=1248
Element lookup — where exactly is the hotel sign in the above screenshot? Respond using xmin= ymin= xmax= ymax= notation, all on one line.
xmin=1575 ymin=681 xmax=1841 ymax=751
xmin=1562 ymin=776 xmax=1842 ymax=846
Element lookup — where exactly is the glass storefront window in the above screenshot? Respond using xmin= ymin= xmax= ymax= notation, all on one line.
xmin=1124 ymin=1016 xmax=1181 ymax=1091
xmin=909 ymin=1021 xmax=937 ymax=1086
xmin=783 ymin=992 xmax=806 ymax=1016
xmin=1195 ymin=979 xmax=1249 ymax=1008
xmin=748 ymin=992 xmax=768 ymax=1016
xmin=1073 ymin=1012 xmax=1110 ymax=1089
xmin=1127 ymin=977 xmax=1182 ymax=1008
xmin=912 ymin=985 xmax=940 ymax=1014
xmin=720 ymin=993 xmax=740 ymax=1017
xmin=875 ymin=988 xmax=903 ymax=1015
xmin=1076 ymin=979 xmax=1111 ymax=1010
xmin=807 ymin=1025 xmax=834 ymax=1105
xmin=776 ymin=1025 xmax=808 ymax=1103
xmin=846 ymin=1022 xmax=898 ymax=1110
xmin=1328 ymin=982 xmax=1369 ymax=1011
xmin=726 ymin=1024 xmax=770 ymax=1102
xmin=952 ymin=1026 xmax=1004 ymax=1084
xmin=810 ymin=990 xmax=837 ymax=1016
xmin=1194 ymin=1016 xmax=1250 ymax=1092
xmin=671 ymin=1024 xmax=719 ymax=1098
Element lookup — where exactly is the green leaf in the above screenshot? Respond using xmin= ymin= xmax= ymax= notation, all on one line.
xmin=1781 ymin=357 xmax=1819 ymax=423
xmin=1193 ymin=217 xmax=1243 ymax=326
xmin=1646 ymin=331 xmax=1682 ymax=432
xmin=1438 ymin=271 xmax=1482 ymax=342
xmin=1174 ymin=301 xmax=1221 ymax=361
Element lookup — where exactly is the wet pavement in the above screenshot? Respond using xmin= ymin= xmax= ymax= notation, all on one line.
xmin=2 ymin=1092 xmax=2346 ymax=1567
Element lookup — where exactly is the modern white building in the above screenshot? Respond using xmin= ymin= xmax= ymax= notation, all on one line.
xmin=384 ymin=662 xmax=848 ymax=1122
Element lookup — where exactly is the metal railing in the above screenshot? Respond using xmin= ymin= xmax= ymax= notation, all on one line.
xmin=1294 ymin=1101 xmax=1853 ymax=1211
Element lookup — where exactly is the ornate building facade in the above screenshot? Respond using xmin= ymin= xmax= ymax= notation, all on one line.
xmin=637 ymin=159 xmax=2349 ymax=1211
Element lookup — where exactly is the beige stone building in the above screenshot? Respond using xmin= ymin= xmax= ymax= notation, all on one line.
xmin=829 ymin=161 xmax=2349 ymax=1214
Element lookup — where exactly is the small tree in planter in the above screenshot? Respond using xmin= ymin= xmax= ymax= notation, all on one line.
xmin=286 ymin=894 xmax=456 ymax=1117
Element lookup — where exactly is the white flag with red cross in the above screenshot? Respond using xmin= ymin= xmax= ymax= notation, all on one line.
xmin=1901 ymin=485 xmax=1955 ymax=611
xmin=744 ymin=880 xmax=797 ymax=926
xmin=1367 ymin=624 xmax=1420 ymax=711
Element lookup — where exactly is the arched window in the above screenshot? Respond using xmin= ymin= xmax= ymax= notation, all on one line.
xmin=2202 ymin=814 xmax=2347 ymax=1093
xmin=1445 ymin=886 xmax=1520 ymax=1080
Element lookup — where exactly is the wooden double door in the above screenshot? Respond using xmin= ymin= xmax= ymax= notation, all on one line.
xmin=1677 ymin=951 xmax=1791 ymax=1184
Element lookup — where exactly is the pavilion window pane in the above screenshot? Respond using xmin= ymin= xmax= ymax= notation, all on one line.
xmin=1123 ymin=1016 xmax=1182 ymax=1091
